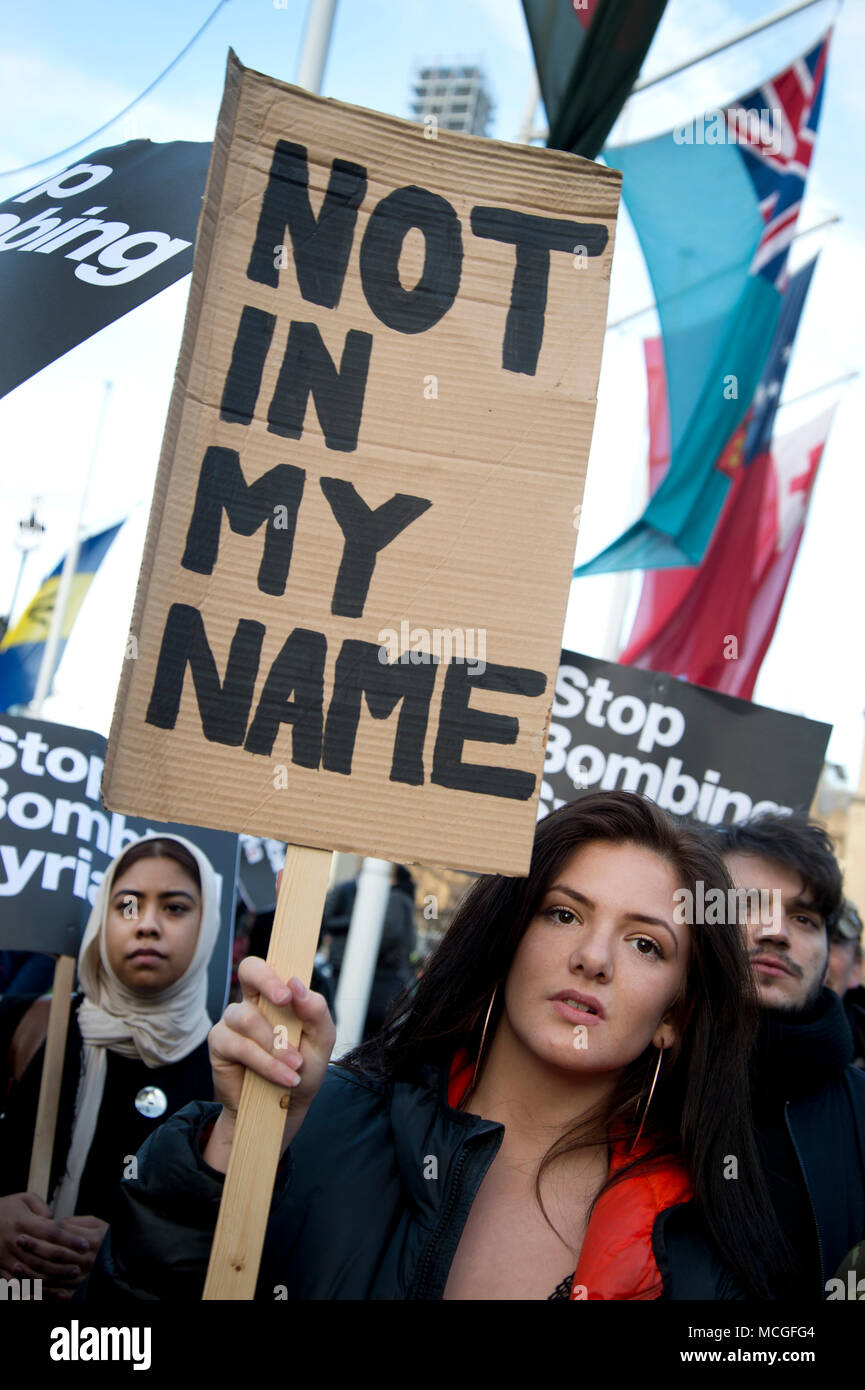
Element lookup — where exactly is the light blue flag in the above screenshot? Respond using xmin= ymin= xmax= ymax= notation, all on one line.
xmin=577 ymin=33 xmax=830 ymax=575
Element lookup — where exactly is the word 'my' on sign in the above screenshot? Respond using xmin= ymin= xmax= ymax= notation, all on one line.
xmin=103 ymin=52 xmax=621 ymax=875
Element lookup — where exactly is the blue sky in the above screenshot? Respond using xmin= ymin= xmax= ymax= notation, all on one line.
xmin=1 ymin=0 xmax=863 ymax=787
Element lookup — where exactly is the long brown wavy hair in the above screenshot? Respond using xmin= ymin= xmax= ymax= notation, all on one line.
xmin=342 ymin=791 xmax=791 ymax=1298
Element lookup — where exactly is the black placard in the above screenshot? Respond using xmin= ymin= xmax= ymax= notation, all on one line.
xmin=0 ymin=715 xmax=238 ymax=1020
xmin=540 ymin=651 xmax=831 ymax=823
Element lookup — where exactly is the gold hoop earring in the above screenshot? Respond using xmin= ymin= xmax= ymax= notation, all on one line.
xmin=630 ymin=1044 xmax=664 ymax=1154
xmin=471 ymin=984 xmax=499 ymax=1093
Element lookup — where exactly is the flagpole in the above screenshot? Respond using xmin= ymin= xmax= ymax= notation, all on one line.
xmin=516 ymin=70 xmax=540 ymax=143
xmin=295 ymin=0 xmax=338 ymax=92
xmin=776 ymin=369 xmax=859 ymax=411
xmin=2 ymin=503 xmax=45 ymax=642
xmin=532 ymin=0 xmax=836 ymax=145
xmin=629 ymin=0 xmax=831 ymax=98
xmin=28 ymin=380 xmax=113 ymax=717
xmin=606 ymin=216 xmax=841 ymax=331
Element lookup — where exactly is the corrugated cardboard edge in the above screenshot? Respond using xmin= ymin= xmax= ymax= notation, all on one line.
xmin=214 ymin=52 xmax=622 ymax=195
xmin=103 ymin=49 xmax=247 ymax=803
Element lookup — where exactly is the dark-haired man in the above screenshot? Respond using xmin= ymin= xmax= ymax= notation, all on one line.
xmin=714 ymin=814 xmax=865 ymax=1300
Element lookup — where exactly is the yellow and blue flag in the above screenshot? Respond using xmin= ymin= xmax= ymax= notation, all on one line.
xmin=0 ymin=522 xmax=123 ymax=710
xmin=578 ymin=33 xmax=830 ymax=575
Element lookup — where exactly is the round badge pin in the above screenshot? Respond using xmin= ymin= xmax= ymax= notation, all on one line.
xmin=134 ymin=1085 xmax=168 ymax=1119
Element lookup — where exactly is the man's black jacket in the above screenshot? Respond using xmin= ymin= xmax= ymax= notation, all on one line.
xmin=752 ymin=988 xmax=865 ymax=1298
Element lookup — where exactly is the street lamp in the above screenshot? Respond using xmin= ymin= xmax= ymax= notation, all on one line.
xmin=1 ymin=499 xmax=46 ymax=643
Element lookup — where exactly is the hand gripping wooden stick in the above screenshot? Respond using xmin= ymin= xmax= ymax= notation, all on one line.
xmin=203 ymin=844 xmax=332 ymax=1300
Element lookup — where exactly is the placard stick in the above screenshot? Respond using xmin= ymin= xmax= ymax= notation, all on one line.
xmin=203 ymin=843 xmax=332 ymax=1300
xmin=28 ymin=954 xmax=76 ymax=1200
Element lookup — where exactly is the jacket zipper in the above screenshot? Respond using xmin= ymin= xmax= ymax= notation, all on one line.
xmin=411 ymin=1128 xmax=502 ymax=1300
xmin=412 ymin=1150 xmax=468 ymax=1299
xmin=784 ymin=1100 xmax=825 ymax=1298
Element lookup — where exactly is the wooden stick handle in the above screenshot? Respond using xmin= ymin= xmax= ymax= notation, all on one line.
xmin=203 ymin=844 xmax=332 ymax=1300
xmin=28 ymin=954 xmax=76 ymax=1201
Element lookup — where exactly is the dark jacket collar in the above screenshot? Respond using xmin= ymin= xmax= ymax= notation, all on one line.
xmin=384 ymin=1060 xmax=502 ymax=1219
xmin=752 ymin=986 xmax=854 ymax=1107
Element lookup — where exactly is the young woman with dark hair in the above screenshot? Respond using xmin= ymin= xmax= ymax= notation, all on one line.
xmin=0 ymin=834 xmax=222 ymax=1297
xmin=91 ymin=792 xmax=790 ymax=1301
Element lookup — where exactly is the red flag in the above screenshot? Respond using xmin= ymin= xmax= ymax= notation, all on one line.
xmin=727 ymin=410 xmax=832 ymax=699
xmin=619 ymin=339 xmax=689 ymax=659
xmin=622 ymin=341 xmax=833 ymax=699
xmin=621 ymin=340 xmax=749 ymax=664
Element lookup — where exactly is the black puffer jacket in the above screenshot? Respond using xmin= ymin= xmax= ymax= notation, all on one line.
xmin=89 ymin=1060 xmax=745 ymax=1301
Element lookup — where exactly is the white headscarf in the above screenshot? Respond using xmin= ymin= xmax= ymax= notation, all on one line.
xmin=51 ymin=833 xmax=221 ymax=1218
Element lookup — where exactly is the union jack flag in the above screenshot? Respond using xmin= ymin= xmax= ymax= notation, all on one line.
xmin=724 ymin=34 xmax=830 ymax=288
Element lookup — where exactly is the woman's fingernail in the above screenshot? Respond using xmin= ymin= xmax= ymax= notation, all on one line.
xmin=76 ymin=1240 xmax=90 ymax=1252
xmin=291 ymin=977 xmax=307 ymax=998
xmin=278 ymin=1065 xmax=301 ymax=1086
xmin=276 ymin=985 xmax=291 ymax=1005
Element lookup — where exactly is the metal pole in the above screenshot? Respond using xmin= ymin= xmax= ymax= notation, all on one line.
xmin=29 ymin=381 xmax=113 ymax=716
xmin=630 ymin=0 xmax=830 ymax=95
xmin=295 ymin=0 xmax=339 ymax=94
xmin=3 ymin=503 xmax=46 ymax=638
xmin=776 ymin=368 xmax=859 ymax=411
xmin=5 ymin=552 xmax=29 ymax=637
xmin=332 ymin=858 xmax=392 ymax=1058
xmin=531 ymin=0 xmax=835 ymax=144
xmin=516 ymin=70 xmax=540 ymax=143
xmin=606 ymin=216 xmax=841 ymax=331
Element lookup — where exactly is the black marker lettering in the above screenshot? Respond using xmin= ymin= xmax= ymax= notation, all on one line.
xmin=145 ymin=605 xmax=264 ymax=746
xmin=220 ymin=305 xmax=277 ymax=425
xmin=360 ymin=186 xmax=462 ymax=333
xmin=244 ymin=628 xmax=326 ymax=765
xmin=267 ymin=321 xmax=372 ymax=452
xmin=323 ymin=640 xmax=437 ymax=783
xmin=246 ymin=141 xmax=367 ymax=305
xmin=319 ymin=478 xmax=432 ymax=617
xmin=432 ymin=660 xmax=547 ymax=798
xmin=181 ymin=447 xmax=305 ymax=597
xmin=470 ymin=208 xmax=607 ymax=374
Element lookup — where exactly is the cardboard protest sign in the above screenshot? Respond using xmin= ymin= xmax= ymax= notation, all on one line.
xmin=540 ymin=650 xmax=831 ymax=822
xmin=0 ymin=140 xmax=211 ymax=398
xmin=0 ymin=715 xmax=239 ymax=1020
xmin=103 ymin=51 xmax=621 ymax=877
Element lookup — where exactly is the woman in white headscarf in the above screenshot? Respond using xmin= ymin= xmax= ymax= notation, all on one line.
xmin=0 ymin=834 xmax=221 ymax=1297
